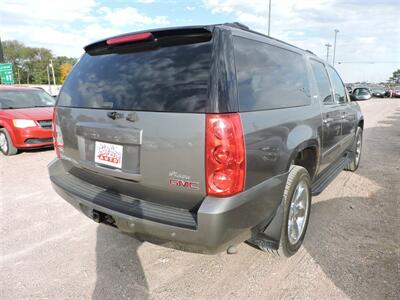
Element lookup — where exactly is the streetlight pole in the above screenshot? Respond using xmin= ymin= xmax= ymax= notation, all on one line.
xmin=333 ymin=29 xmax=339 ymax=66
xmin=325 ymin=43 xmax=332 ymax=63
xmin=46 ymin=65 xmax=52 ymax=95
xmin=49 ymin=59 xmax=56 ymax=94
xmin=267 ymin=0 xmax=272 ymax=36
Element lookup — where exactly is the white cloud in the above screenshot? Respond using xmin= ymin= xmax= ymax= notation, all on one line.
xmin=99 ymin=6 xmax=169 ymax=27
xmin=0 ymin=0 xmax=170 ymax=57
xmin=358 ymin=37 xmax=376 ymax=44
xmin=1 ymin=0 xmax=398 ymax=82
xmin=0 ymin=0 xmax=97 ymax=23
xmin=202 ymin=0 xmax=400 ymax=82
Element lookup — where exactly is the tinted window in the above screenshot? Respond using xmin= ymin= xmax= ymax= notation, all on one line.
xmin=309 ymin=60 xmax=333 ymax=105
xmin=0 ymin=90 xmax=55 ymax=109
xmin=233 ymin=37 xmax=311 ymax=111
xmin=58 ymin=42 xmax=212 ymax=112
xmin=327 ymin=66 xmax=347 ymax=103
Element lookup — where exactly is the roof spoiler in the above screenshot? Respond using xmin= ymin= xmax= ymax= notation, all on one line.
xmin=84 ymin=26 xmax=212 ymax=55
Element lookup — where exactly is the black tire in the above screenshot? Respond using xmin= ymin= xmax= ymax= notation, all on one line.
xmin=344 ymin=127 xmax=362 ymax=172
xmin=0 ymin=129 xmax=18 ymax=156
xmin=258 ymin=165 xmax=311 ymax=257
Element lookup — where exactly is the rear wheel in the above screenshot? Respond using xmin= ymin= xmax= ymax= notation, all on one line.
xmin=345 ymin=127 xmax=362 ymax=172
xmin=258 ymin=166 xmax=312 ymax=257
xmin=0 ymin=129 xmax=18 ymax=156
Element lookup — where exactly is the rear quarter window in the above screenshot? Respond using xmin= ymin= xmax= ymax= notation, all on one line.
xmin=58 ymin=42 xmax=212 ymax=113
xmin=233 ymin=36 xmax=311 ymax=111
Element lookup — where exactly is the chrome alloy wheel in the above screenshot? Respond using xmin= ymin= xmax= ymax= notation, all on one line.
xmin=0 ymin=132 xmax=7 ymax=153
xmin=287 ymin=180 xmax=310 ymax=245
xmin=355 ymin=133 xmax=362 ymax=166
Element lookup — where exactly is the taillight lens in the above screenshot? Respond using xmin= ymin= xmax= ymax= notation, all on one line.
xmin=52 ymin=108 xmax=63 ymax=159
xmin=206 ymin=113 xmax=245 ymax=197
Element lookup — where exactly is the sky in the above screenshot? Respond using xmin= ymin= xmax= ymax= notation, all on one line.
xmin=1 ymin=0 xmax=399 ymax=83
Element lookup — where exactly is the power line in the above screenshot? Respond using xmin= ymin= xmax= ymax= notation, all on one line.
xmin=338 ymin=61 xmax=400 ymax=64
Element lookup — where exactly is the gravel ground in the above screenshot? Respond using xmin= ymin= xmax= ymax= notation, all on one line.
xmin=1 ymin=98 xmax=399 ymax=299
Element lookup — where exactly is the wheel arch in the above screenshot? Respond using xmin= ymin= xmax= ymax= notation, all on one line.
xmin=358 ymin=118 xmax=364 ymax=129
xmin=286 ymin=139 xmax=320 ymax=180
xmin=0 ymin=122 xmax=18 ymax=146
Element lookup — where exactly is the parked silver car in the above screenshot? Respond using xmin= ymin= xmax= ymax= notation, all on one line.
xmin=351 ymin=87 xmax=372 ymax=101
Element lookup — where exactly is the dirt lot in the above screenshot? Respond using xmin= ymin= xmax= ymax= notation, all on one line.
xmin=1 ymin=98 xmax=399 ymax=299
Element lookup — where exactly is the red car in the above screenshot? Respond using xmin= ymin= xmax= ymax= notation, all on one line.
xmin=393 ymin=90 xmax=400 ymax=98
xmin=0 ymin=86 xmax=55 ymax=155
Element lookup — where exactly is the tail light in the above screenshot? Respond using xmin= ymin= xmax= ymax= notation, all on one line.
xmin=206 ymin=113 xmax=245 ymax=197
xmin=52 ymin=108 xmax=63 ymax=159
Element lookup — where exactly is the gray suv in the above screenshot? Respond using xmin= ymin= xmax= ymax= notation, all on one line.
xmin=48 ymin=23 xmax=363 ymax=256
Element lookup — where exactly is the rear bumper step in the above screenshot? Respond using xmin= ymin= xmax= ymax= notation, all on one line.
xmin=50 ymin=165 xmax=197 ymax=229
xmin=48 ymin=158 xmax=287 ymax=253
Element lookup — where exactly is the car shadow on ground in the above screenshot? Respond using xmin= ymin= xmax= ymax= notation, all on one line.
xmin=92 ymin=191 xmax=149 ymax=299
xmin=19 ymin=146 xmax=54 ymax=154
xmin=93 ymin=226 xmax=149 ymax=299
xmin=304 ymin=109 xmax=400 ymax=299
xmin=304 ymin=196 xmax=399 ymax=299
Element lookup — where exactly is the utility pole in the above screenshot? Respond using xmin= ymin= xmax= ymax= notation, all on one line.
xmin=17 ymin=68 xmax=20 ymax=84
xmin=332 ymin=29 xmax=339 ymax=66
xmin=46 ymin=65 xmax=52 ymax=95
xmin=325 ymin=43 xmax=332 ymax=63
xmin=27 ymin=69 xmax=29 ymax=84
xmin=267 ymin=0 xmax=272 ymax=36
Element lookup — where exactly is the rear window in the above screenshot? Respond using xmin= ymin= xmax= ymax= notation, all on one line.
xmin=233 ymin=37 xmax=311 ymax=111
xmin=58 ymin=42 xmax=212 ymax=112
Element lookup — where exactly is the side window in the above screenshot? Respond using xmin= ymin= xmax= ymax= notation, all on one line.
xmin=233 ymin=36 xmax=311 ymax=111
xmin=309 ymin=59 xmax=334 ymax=105
xmin=327 ymin=66 xmax=347 ymax=104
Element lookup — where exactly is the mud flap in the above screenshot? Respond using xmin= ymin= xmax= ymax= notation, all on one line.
xmin=248 ymin=202 xmax=284 ymax=250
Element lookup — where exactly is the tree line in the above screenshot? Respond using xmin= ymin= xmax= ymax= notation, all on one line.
xmin=2 ymin=40 xmax=77 ymax=85
xmin=388 ymin=69 xmax=400 ymax=85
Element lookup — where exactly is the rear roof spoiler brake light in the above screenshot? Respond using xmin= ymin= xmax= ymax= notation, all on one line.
xmin=106 ymin=32 xmax=153 ymax=46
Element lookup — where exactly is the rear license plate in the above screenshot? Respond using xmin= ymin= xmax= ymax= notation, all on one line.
xmin=94 ymin=141 xmax=123 ymax=169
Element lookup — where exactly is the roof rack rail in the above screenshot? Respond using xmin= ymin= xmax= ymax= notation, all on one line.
xmin=306 ymin=50 xmax=317 ymax=56
xmin=223 ymin=22 xmax=250 ymax=30
xmin=222 ymin=21 xmax=307 ymax=53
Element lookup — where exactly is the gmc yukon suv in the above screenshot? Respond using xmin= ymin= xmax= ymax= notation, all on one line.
xmin=48 ymin=23 xmax=364 ymax=256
